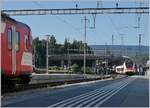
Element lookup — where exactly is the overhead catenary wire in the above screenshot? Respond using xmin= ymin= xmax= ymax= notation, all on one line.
xmin=32 ymin=1 xmax=82 ymax=35
xmin=106 ymin=15 xmax=120 ymax=36
xmin=102 ymin=1 xmax=120 ymax=45
xmin=27 ymin=1 xmax=148 ymax=46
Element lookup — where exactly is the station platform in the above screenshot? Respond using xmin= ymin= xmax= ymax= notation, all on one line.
xmin=30 ymin=73 xmax=112 ymax=84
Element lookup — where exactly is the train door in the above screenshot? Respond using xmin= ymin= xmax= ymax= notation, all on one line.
xmin=15 ymin=29 xmax=20 ymax=76
xmin=12 ymin=26 xmax=16 ymax=75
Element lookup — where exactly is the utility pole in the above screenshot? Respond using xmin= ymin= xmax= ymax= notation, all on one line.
xmin=138 ymin=34 xmax=142 ymax=75
xmin=67 ymin=38 xmax=70 ymax=71
xmin=112 ymin=35 xmax=114 ymax=55
xmin=139 ymin=34 xmax=141 ymax=56
xmin=119 ymin=34 xmax=124 ymax=56
xmin=34 ymin=45 xmax=36 ymax=68
xmin=105 ymin=42 xmax=108 ymax=75
xmin=82 ymin=16 xmax=89 ymax=74
xmin=121 ymin=35 xmax=124 ymax=55
xmin=46 ymin=35 xmax=50 ymax=74
xmin=105 ymin=42 xmax=108 ymax=56
xmin=97 ymin=0 xmax=99 ymax=8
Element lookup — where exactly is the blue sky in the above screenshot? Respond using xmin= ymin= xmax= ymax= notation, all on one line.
xmin=2 ymin=1 xmax=149 ymax=46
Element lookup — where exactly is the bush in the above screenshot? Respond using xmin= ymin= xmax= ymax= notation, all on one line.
xmin=71 ymin=64 xmax=80 ymax=74
xmin=49 ymin=66 xmax=60 ymax=70
xmin=86 ymin=67 xmax=93 ymax=74
xmin=59 ymin=67 xmax=63 ymax=70
xmin=81 ymin=66 xmax=93 ymax=74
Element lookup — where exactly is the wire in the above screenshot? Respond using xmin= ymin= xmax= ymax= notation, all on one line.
xmin=32 ymin=1 xmax=43 ymax=8
xmin=108 ymin=16 xmax=119 ymax=35
xmin=55 ymin=16 xmax=82 ymax=33
xmin=32 ymin=1 xmax=82 ymax=34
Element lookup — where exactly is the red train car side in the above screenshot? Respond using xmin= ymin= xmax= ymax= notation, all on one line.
xmin=1 ymin=13 xmax=33 ymax=85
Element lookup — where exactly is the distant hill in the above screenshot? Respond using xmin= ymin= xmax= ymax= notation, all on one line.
xmin=90 ymin=45 xmax=149 ymax=57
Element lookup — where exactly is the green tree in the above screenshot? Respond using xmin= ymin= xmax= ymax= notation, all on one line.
xmin=32 ymin=36 xmax=94 ymax=68
xmin=81 ymin=66 xmax=93 ymax=74
xmin=32 ymin=37 xmax=46 ymax=68
xmin=63 ymin=38 xmax=71 ymax=54
xmin=71 ymin=64 xmax=80 ymax=74
xmin=49 ymin=35 xmax=56 ymax=47
xmin=49 ymin=35 xmax=56 ymax=54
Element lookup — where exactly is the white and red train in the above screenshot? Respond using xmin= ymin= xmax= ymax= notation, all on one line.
xmin=115 ymin=59 xmax=136 ymax=75
xmin=1 ymin=13 xmax=33 ymax=85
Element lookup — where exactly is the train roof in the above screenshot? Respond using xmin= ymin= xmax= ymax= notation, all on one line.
xmin=1 ymin=13 xmax=31 ymax=31
xmin=1 ymin=13 xmax=16 ymax=22
xmin=122 ymin=56 xmax=130 ymax=59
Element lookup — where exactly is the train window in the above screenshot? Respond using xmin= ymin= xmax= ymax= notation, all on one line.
xmin=30 ymin=36 xmax=32 ymax=46
xmin=126 ymin=62 xmax=133 ymax=68
xmin=24 ymin=34 xmax=28 ymax=49
xmin=7 ymin=29 xmax=12 ymax=49
xmin=16 ymin=31 xmax=20 ymax=51
xmin=126 ymin=60 xmax=133 ymax=68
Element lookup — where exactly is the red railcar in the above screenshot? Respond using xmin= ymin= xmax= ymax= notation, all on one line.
xmin=1 ymin=13 xmax=32 ymax=85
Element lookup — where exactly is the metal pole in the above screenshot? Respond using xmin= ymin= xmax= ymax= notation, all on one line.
xmin=46 ymin=35 xmax=50 ymax=74
xmin=105 ymin=42 xmax=107 ymax=56
xmin=112 ymin=35 xmax=114 ymax=55
xmin=139 ymin=34 xmax=141 ymax=56
xmin=34 ymin=45 xmax=36 ymax=67
xmin=138 ymin=34 xmax=142 ymax=75
xmin=119 ymin=34 xmax=124 ymax=56
xmin=105 ymin=42 xmax=108 ymax=75
xmin=84 ymin=16 xmax=87 ymax=74
xmin=67 ymin=38 xmax=70 ymax=70
xmin=121 ymin=35 xmax=124 ymax=55
xmin=82 ymin=16 xmax=89 ymax=74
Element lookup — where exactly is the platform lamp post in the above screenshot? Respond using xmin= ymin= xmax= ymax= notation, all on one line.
xmin=46 ymin=35 xmax=50 ymax=74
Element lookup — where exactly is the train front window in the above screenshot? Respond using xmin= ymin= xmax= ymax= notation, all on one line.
xmin=16 ymin=31 xmax=20 ymax=51
xmin=7 ymin=29 xmax=12 ymax=49
xmin=126 ymin=61 xmax=133 ymax=68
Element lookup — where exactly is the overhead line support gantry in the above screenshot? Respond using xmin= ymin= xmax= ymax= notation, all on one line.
xmin=2 ymin=7 xmax=149 ymax=16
